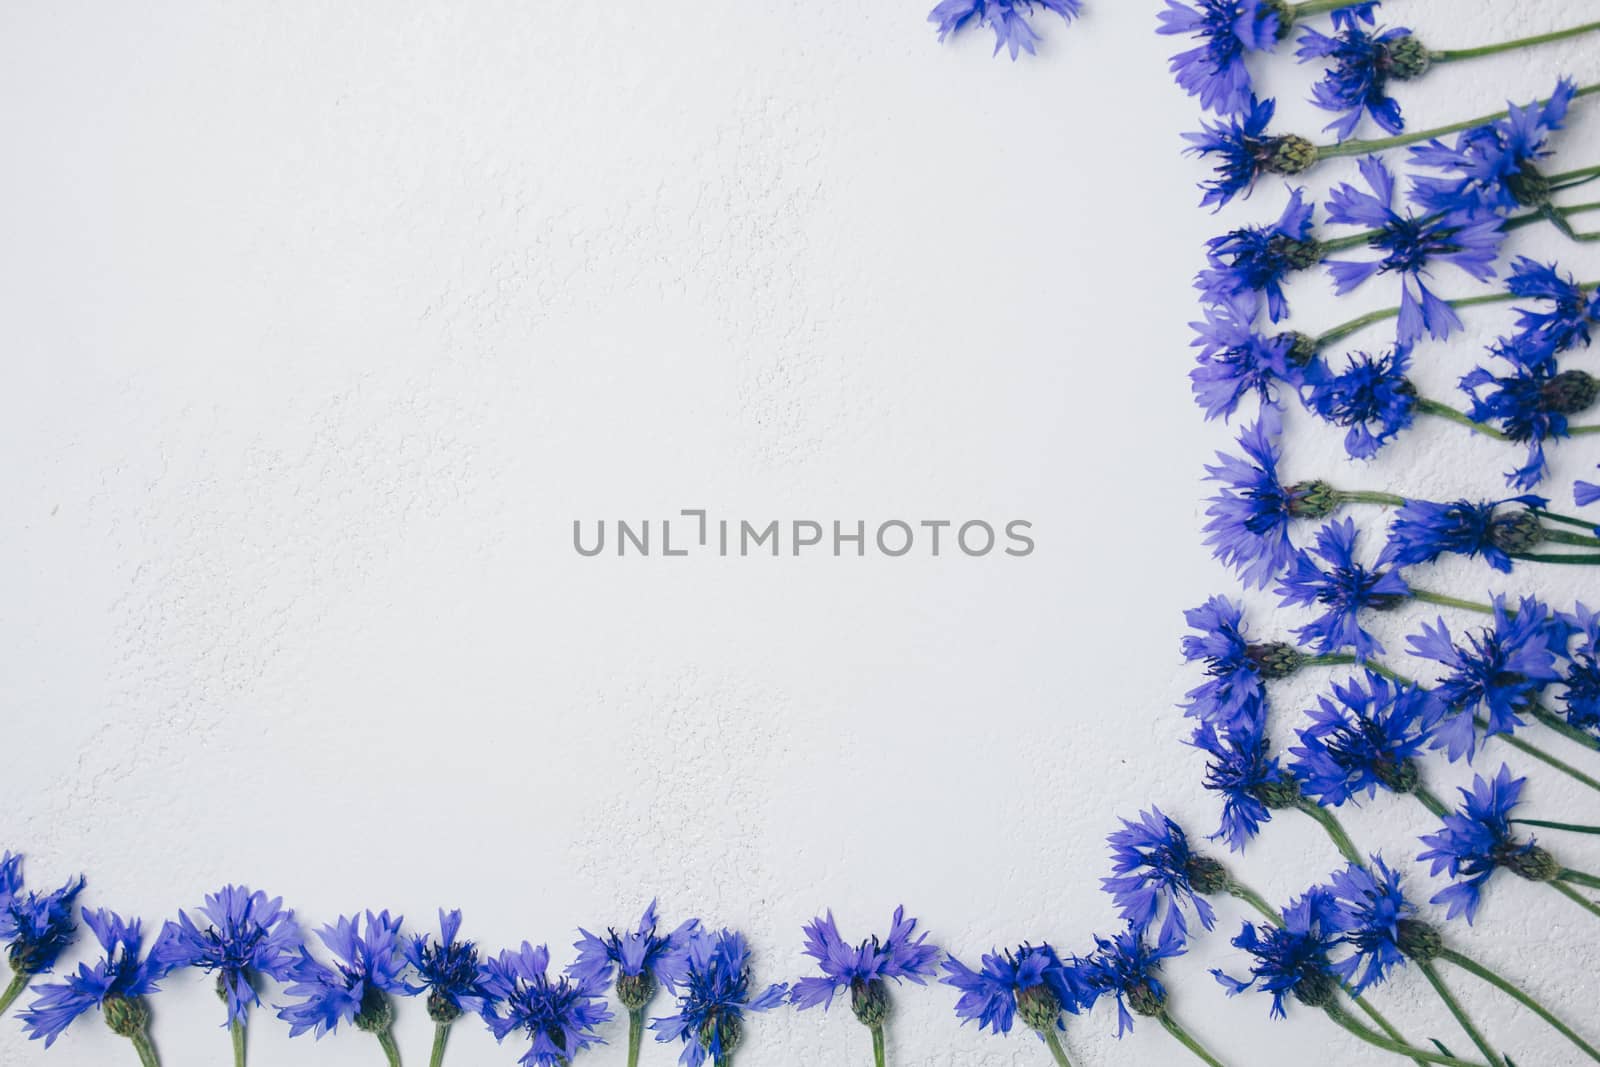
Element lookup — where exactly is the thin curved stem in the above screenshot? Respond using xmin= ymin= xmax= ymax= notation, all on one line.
xmin=1412 ymin=785 xmax=1449 ymax=819
xmin=1410 ymin=588 xmax=1496 ymax=616
xmin=1291 ymin=0 xmax=1351 ymax=17
xmin=1418 ymin=961 xmax=1504 ymax=1067
xmin=1040 ymin=1026 xmax=1073 ymax=1067
xmin=1320 ymin=84 xmax=1600 ymax=157
xmin=1546 ymin=528 xmax=1600 ymax=548
xmin=1297 ymin=799 xmax=1365 ymax=867
xmin=1489 ymin=723 xmax=1600 ymax=794
xmin=1314 ymin=291 xmax=1521 ymax=348
xmin=232 ymin=1019 xmax=247 ymax=1067
xmin=1323 ymin=1002 xmax=1484 ymax=1067
xmin=130 ymin=1031 xmax=162 ymax=1067
xmin=1534 ymin=508 xmax=1600 ymax=530
xmin=871 ymin=1023 xmax=886 ymax=1067
xmin=1529 ymin=704 xmax=1600 ymax=752
xmin=1226 ymin=879 xmax=1282 ymax=926
xmin=1514 ymin=818 xmax=1600 ymax=835
xmin=1512 ymin=552 xmax=1600 ymax=564
xmin=0 ymin=972 xmax=28 ymax=1018
xmin=376 ymin=1028 xmax=404 ymax=1067
xmin=1350 ymin=996 xmax=1428 ymax=1067
xmin=1431 ymin=21 xmax=1600 ymax=64
xmin=1548 ymin=879 xmax=1600 ymax=921
xmin=1160 ymin=1013 xmax=1231 ymax=1067
xmin=1414 ymin=398 xmax=1509 ymax=440
xmin=1559 ymin=868 xmax=1600 ymax=890
xmin=1437 ymin=947 xmax=1600 ymax=1063
xmin=430 ymin=1022 xmax=451 ymax=1067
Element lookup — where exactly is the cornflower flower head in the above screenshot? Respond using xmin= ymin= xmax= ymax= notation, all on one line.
xmin=1157 ymin=0 xmax=1282 ymax=116
xmin=406 ymin=909 xmax=491 ymax=1024
xmin=0 ymin=872 xmax=86 ymax=979
xmin=1197 ymin=187 xmax=1318 ymax=321
xmin=1276 ymin=518 xmax=1409 ymax=660
xmin=1194 ymin=721 xmax=1301 ymax=852
xmin=1462 ymin=341 xmax=1598 ymax=489
xmin=1418 ymin=765 xmax=1555 ymax=922
xmin=1296 ymin=6 xmax=1426 ymax=141
xmin=1189 ymin=292 xmax=1303 ymax=420
xmin=1080 ymin=924 xmax=1184 ymax=1036
xmin=481 ymin=943 xmax=614 ymax=1067
xmin=1101 ymin=807 xmax=1221 ymax=942
xmin=790 ymin=908 xmax=939 ymax=1026
xmin=1185 ymin=97 xmax=1319 ymax=210
xmin=651 ymin=928 xmax=787 ymax=1067
xmin=156 ymin=885 xmax=301 ymax=1026
xmin=1324 ymin=156 xmax=1503 ymax=344
xmin=20 ymin=909 xmax=171 ymax=1047
xmin=1501 ymin=256 xmax=1599 ymax=357
xmin=940 ymin=942 xmax=1086 ymax=1036
xmin=1321 ymin=857 xmax=1428 ymax=993
xmin=928 ymin=0 xmax=1081 ymax=60
xmin=1559 ymin=603 xmax=1600 ymax=737
xmin=1411 ymin=81 xmax=1577 ymax=214
xmin=277 ymin=910 xmax=418 ymax=1039
xmin=1213 ymin=889 xmax=1344 ymax=1017
xmin=1289 ymin=670 xmax=1441 ymax=806
xmin=1301 ymin=344 xmax=1416 ymax=458
xmin=1378 ymin=495 xmax=1548 ymax=574
xmin=572 ymin=901 xmax=700 ymax=1013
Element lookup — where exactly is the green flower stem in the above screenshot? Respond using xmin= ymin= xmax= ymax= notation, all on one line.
xmin=1319 ymin=83 xmax=1600 ymax=157
xmin=1226 ymin=879 xmax=1282 ymax=925
xmin=430 ymin=1022 xmax=452 ymax=1067
xmin=1545 ymin=529 xmax=1600 ymax=548
xmin=1525 ymin=819 xmax=1600 ymax=839
xmin=131 ymin=1030 xmax=163 ymax=1067
xmin=1336 ymin=489 xmax=1408 ymax=507
xmin=1529 ymin=704 xmax=1600 ymax=751
xmin=628 ymin=1009 xmax=646 ymax=1067
xmin=1348 ymin=997 xmax=1428 ymax=1067
xmin=1549 ymin=879 xmax=1600 ymax=921
xmin=1291 ymin=0 xmax=1353 ymax=18
xmin=1409 ymin=588 xmax=1496 ymax=616
xmin=1418 ymin=961 xmax=1504 ymax=1067
xmin=1513 ymin=552 xmax=1600 ymax=564
xmin=1437 ymin=947 xmax=1600 ymax=1063
xmin=1430 ymin=20 xmax=1600 ymax=64
xmin=1413 ymin=398 xmax=1509 ymax=440
xmin=1297 ymin=798 xmax=1365 ymax=867
xmin=376 ymin=1028 xmax=404 ymax=1067
xmin=1323 ymin=1002 xmax=1484 ymax=1067
xmin=0 ymin=972 xmax=29 ymax=1018
xmin=1041 ymin=1026 xmax=1073 ymax=1067
xmin=871 ymin=1023 xmax=886 ymax=1067
xmin=1488 ymin=722 xmax=1600 ymax=794
xmin=1159 ymin=1012 xmax=1231 ymax=1067
xmin=1534 ymin=508 xmax=1600 ymax=529
xmin=232 ymin=1019 xmax=247 ymax=1067
xmin=1560 ymin=868 xmax=1600 ymax=890
xmin=1412 ymin=785 xmax=1449 ymax=819
xmin=1552 ymin=165 xmax=1600 ymax=185
xmin=1314 ymin=290 xmax=1522 ymax=348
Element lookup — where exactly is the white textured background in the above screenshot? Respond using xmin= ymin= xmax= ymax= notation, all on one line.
xmin=2 ymin=2 xmax=1598 ymax=1064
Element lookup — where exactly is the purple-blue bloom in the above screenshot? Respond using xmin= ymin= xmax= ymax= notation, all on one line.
xmin=928 ymin=0 xmax=1081 ymax=59
xmin=481 ymin=943 xmax=614 ymax=1067
xmin=572 ymin=901 xmax=699 ymax=1010
xmin=1080 ymin=924 xmax=1184 ymax=1036
xmin=1502 ymin=256 xmax=1599 ymax=357
xmin=1324 ymin=156 xmax=1503 ymax=344
xmin=1101 ymin=808 xmax=1218 ymax=942
xmin=940 ymin=943 xmax=1085 ymax=1036
xmin=1204 ymin=406 xmax=1332 ymax=589
xmin=1189 ymin=293 xmax=1303 ymax=420
xmin=1321 ymin=857 xmax=1414 ymax=994
xmin=1462 ymin=344 xmax=1597 ymax=489
xmin=1288 ymin=671 xmax=1441 ymax=806
xmin=20 ymin=909 xmax=171 ymax=1047
xmin=650 ymin=928 xmax=786 ymax=1067
xmin=1213 ymin=890 xmax=1342 ymax=1017
xmin=790 ymin=907 xmax=939 ymax=1016
xmin=1296 ymin=7 xmax=1419 ymax=141
xmin=156 ymin=886 xmax=300 ymax=1027
xmin=1179 ymin=596 xmax=1278 ymax=737
xmin=1195 ymin=722 xmax=1298 ymax=852
xmin=277 ymin=911 xmax=418 ymax=1039
xmin=1157 ymin=0 xmax=1281 ymax=116
xmin=1558 ymin=604 xmax=1600 ymax=737
xmin=1186 ymin=97 xmax=1316 ymax=210
xmin=1 ymin=871 xmax=86 ymax=979
xmin=1276 ymin=518 xmax=1409 ymax=660
xmin=406 ymin=909 xmax=490 ymax=1023
xmin=1407 ymin=595 xmax=1562 ymax=758
xmin=1418 ymin=765 xmax=1543 ymax=923
xmin=1198 ymin=187 xmax=1318 ymax=321
xmin=1411 ymin=81 xmax=1577 ymax=214
xmin=1378 ymin=495 xmax=1548 ymax=574
xmin=1301 ymin=344 xmax=1416 ymax=458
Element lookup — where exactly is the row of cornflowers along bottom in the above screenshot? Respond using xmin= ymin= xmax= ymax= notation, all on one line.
xmin=1163 ymin=0 xmax=1600 ymax=1065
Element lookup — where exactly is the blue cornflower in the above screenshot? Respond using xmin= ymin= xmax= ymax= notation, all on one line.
xmin=21 ymin=909 xmax=171 ymax=1047
xmin=1301 ymin=345 xmax=1416 ymax=458
xmin=277 ymin=911 xmax=419 ymax=1039
xmin=940 ymin=943 xmax=1085 ymax=1036
xmin=1378 ymin=495 xmax=1548 ymax=574
xmin=791 ymin=907 xmax=939 ymax=1021
xmin=1204 ymin=407 xmax=1337 ymax=589
xmin=481 ymin=943 xmax=613 ymax=1067
xmin=1296 ymin=7 xmax=1421 ymax=141
xmin=1462 ymin=345 xmax=1597 ymax=489
xmin=571 ymin=902 xmax=699 ymax=1002
xmin=1101 ymin=808 xmax=1218 ymax=942
xmin=1289 ymin=671 xmax=1441 ymax=806
xmin=1157 ymin=0 xmax=1282 ymax=116
xmin=0 ymin=853 xmax=18 ymax=910
xmin=406 ymin=909 xmax=490 ymax=1023
xmin=1080 ymin=924 xmax=1184 ymax=1036
xmin=1189 ymin=293 xmax=1303 ymax=420
xmin=1407 ymin=596 xmax=1562 ymax=759
xmin=157 ymin=886 xmax=300 ymax=1027
xmin=1411 ymin=81 xmax=1577 ymax=214
xmin=928 ymin=0 xmax=1081 ymax=59
xmin=1324 ymin=157 xmax=1504 ymax=344
xmin=1214 ymin=890 xmax=1343 ymax=1017
xmin=1502 ymin=256 xmax=1599 ymax=357
xmin=1276 ymin=518 xmax=1409 ymax=660
xmin=1194 ymin=722 xmax=1299 ymax=852
xmin=1186 ymin=97 xmax=1318 ymax=210
xmin=1198 ymin=187 xmax=1318 ymax=321
xmin=1 ymin=871 xmax=86 ymax=979
xmin=1321 ymin=857 xmax=1415 ymax=993
xmin=1558 ymin=605 xmax=1600 ymax=736
xmin=651 ymin=928 xmax=786 ymax=1067
xmin=1578 ymin=471 xmax=1600 ymax=507
xmin=1418 ymin=765 xmax=1550 ymax=922
xmin=1179 ymin=596 xmax=1277 ymax=737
